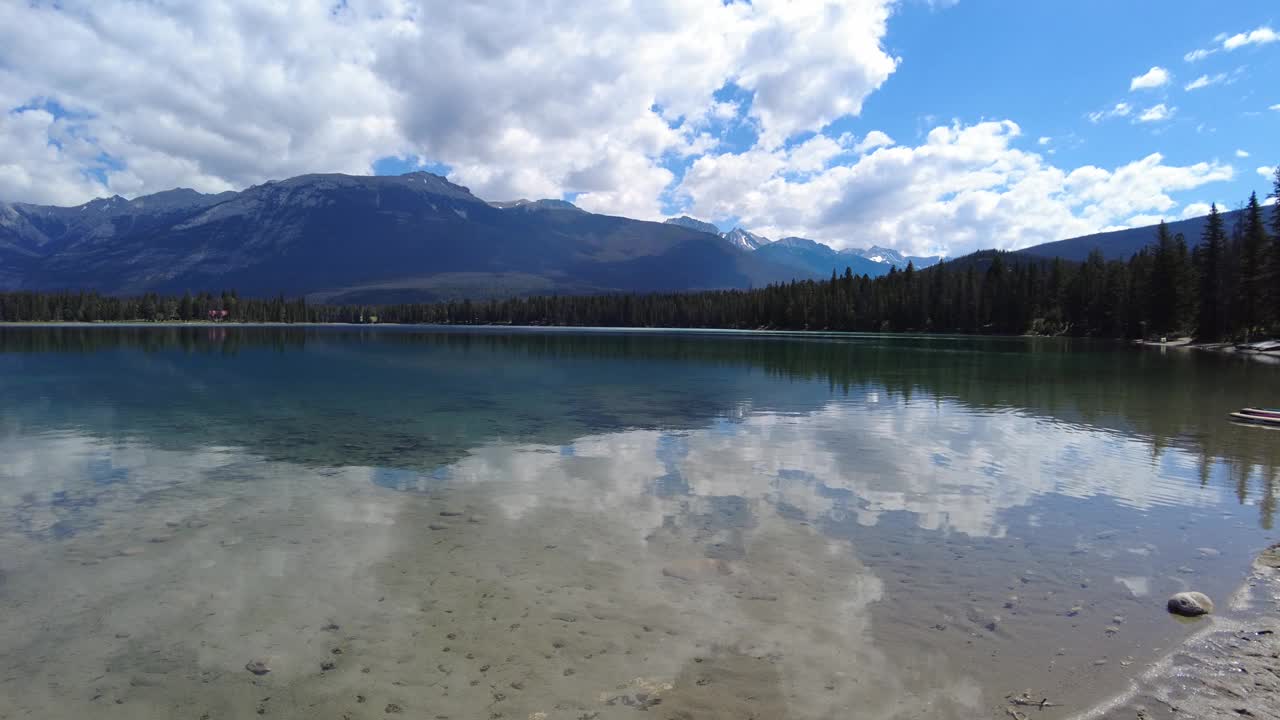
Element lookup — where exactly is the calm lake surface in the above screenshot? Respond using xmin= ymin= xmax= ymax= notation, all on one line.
xmin=1 ymin=326 xmax=1277 ymax=719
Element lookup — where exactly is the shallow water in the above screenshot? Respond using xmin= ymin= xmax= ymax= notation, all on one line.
xmin=0 ymin=326 xmax=1277 ymax=719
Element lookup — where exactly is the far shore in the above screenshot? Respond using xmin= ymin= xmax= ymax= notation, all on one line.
xmin=4 ymin=321 xmax=1279 ymax=353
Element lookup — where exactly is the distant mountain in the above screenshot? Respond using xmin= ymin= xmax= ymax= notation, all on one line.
xmin=488 ymin=198 xmax=584 ymax=213
xmin=659 ymin=215 xmax=940 ymax=273
xmin=756 ymin=237 xmax=893 ymax=278
xmin=0 ymin=172 xmax=823 ymax=302
xmin=662 ymin=217 xmax=772 ymax=251
xmin=663 ymin=215 xmax=722 ymax=236
xmin=723 ymin=227 xmax=772 ymax=251
xmin=846 ymin=245 xmax=943 ymax=269
xmin=1017 ymin=208 xmax=1247 ymax=262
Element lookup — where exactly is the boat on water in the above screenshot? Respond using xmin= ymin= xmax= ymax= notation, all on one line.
xmin=1230 ymin=407 xmax=1280 ymax=427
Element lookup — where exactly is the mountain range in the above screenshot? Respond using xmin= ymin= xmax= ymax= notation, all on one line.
xmin=0 ymin=169 xmax=1222 ymax=303
xmin=1 ymin=173 xmax=816 ymax=303
xmin=662 ymin=215 xmax=944 ymax=274
xmin=0 ymin=172 xmax=943 ymax=302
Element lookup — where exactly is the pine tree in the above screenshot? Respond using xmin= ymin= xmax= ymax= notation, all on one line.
xmin=1237 ymin=192 xmax=1268 ymax=337
xmin=1148 ymin=221 xmax=1178 ymax=336
xmin=1195 ymin=203 xmax=1227 ymax=341
xmin=1269 ymin=167 xmax=1280 ymax=332
xmin=1172 ymin=232 xmax=1195 ymax=333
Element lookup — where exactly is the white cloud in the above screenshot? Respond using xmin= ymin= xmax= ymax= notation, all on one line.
xmin=1184 ymin=73 xmax=1226 ymax=91
xmin=0 ymin=106 xmax=117 ymax=206
xmin=0 ymin=1 xmax=1250 ymax=259
xmin=1037 ymin=136 xmax=1051 ymax=146
xmin=1136 ymin=104 xmax=1174 ymax=123
xmin=1124 ymin=213 xmax=1168 ymax=227
xmin=709 ymin=101 xmax=741 ymax=121
xmin=852 ymin=130 xmax=895 ymax=153
xmin=1185 ymin=26 xmax=1277 ymax=65
xmin=1260 ymin=166 xmax=1277 ymax=178
xmin=1129 ymin=66 xmax=1170 ymax=91
xmin=1271 ymin=104 xmax=1280 ymax=111
xmin=1223 ymin=26 xmax=1278 ymax=51
xmin=785 ymin=134 xmax=849 ymax=174
xmin=1235 ymin=149 xmax=1250 ymax=158
xmin=0 ymin=0 xmax=901 ymax=218
xmin=1181 ymin=202 xmax=1212 ymax=219
xmin=1088 ymin=102 xmax=1132 ymax=123
xmin=675 ymin=120 xmax=1233 ymax=257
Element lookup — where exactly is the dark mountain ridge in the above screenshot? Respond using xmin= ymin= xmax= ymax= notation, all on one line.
xmin=1016 ymin=208 xmax=1248 ymax=262
xmin=0 ymin=172 xmax=814 ymax=302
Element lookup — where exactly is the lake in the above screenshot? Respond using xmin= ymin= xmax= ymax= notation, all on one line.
xmin=1 ymin=326 xmax=1277 ymax=719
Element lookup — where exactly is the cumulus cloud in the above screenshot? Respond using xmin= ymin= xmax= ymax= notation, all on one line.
xmin=1129 ymin=66 xmax=1170 ymax=91
xmin=0 ymin=2 xmax=404 ymax=205
xmin=1261 ymin=166 xmax=1278 ymax=178
xmin=0 ymin=1 xmax=1244 ymax=259
xmin=0 ymin=0 xmax=900 ymax=218
xmin=1181 ymin=202 xmax=1212 ymax=218
xmin=1236 ymin=149 xmax=1250 ymax=158
xmin=1136 ymin=104 xmax=1174 ymax=123
xmin=1037 ymin=136 xmax=1051 ymax=146
xmin=1223 ymin=26 xmax=1278 ymax=50
xmin=852 ymin=130 xmax=895 ymax=153
xmin=0 ymin=105 xmax=117 ymax=206
xmin=1271 ymin=104 xmax=1280 ymax=112
xmin=674 ymin=120 xmax=1233 ymax=256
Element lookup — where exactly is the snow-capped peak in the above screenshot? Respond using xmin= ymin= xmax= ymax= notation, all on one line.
xmin=723 ymin=227 xmax=771 ymax=251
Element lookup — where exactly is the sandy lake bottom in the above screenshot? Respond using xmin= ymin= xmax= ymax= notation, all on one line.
xmin=0 ymin=426 xmax=1273 ymax=720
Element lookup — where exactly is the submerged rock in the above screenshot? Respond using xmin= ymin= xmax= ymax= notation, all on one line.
xmin=245 ymin=659 xmax=271 ymax=675
xmin=1167 ymin=591 xmax=1214 ymax=617
xmin=966 ymin=606 xmax=1000 ymax=631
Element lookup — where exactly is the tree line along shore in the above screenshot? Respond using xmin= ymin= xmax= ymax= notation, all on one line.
xmin=3 ymin=173 xmax=1279 ymax=342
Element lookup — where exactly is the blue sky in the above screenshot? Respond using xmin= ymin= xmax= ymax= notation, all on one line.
xmin=2 ymin=1 xmax=1277 ymax=255
xmin=865 ymin=0 xmax=1277 ymax=192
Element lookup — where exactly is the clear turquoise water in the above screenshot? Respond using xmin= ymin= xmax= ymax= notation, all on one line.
xmin=0 ymin=326 xmax=1277 ymax=719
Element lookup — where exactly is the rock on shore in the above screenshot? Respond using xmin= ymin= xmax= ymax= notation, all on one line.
xmin=1166 ymin=591 xmax=1213 ymax=617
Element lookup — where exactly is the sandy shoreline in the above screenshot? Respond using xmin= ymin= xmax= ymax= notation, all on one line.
xmin=1073 ymin=544 xmax=1280 ymax=720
